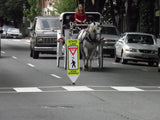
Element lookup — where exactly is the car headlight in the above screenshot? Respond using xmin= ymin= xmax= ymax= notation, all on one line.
xmin=37 ymin=38 xmax=43 ymax=43
xmin=152 ymin=50 xmax=158 ymax=54
xmin=125 ymin=48 xmax=137 ymax=52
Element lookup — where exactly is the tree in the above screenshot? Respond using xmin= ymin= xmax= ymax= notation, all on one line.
xmin=24 ymin=0 xmax=42 ymax=22
xmin=0 ymin=0 xmax=27 ymax=27
xmin=139 ymin=0 xmax=155 ymax=33
xmin=51 ymin=0 xmax=76 ymax=15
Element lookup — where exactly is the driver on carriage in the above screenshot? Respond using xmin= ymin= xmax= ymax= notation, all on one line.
xmin=74 ymin=4 xmax=87 ymax=24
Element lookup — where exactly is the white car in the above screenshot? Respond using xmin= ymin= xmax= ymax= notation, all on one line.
xmin=101 ymin=24 xmax=120 ymax=57
xmin=6 ymin=28 xmax=22 ymax=39
xmin=115 ymin=32 xmax=159 ymax=66
xmin=158 ymin=36 xmax=160 ymax=71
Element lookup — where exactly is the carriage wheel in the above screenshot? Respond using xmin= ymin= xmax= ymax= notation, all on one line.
xmin=64 ymin=45 xmax=67 ymax=70
xmin=57 ymin=42 xmax=60 ymax=67
xmin=57 ymin=56 xmax=60 ymax=67
xmin=98 ymin=43 xmax=103 ymax=70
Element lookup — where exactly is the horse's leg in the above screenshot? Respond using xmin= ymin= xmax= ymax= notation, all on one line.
xmin=80 ymin=44 xmax=86 ymax=71
xmin=83 ymin=41 xmax=89 ymax=70
xmin=89 ymin=47 xmax=97 ymax=71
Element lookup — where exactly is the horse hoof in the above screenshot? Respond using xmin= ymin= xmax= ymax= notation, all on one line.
xmin=82 ymin=67 xmax=87 ymax=71
xmin=88 ymin=68 xmax=92 ymax=72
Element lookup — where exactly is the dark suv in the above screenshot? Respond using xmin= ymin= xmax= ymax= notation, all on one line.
xmin=30 ymin=16 xmax=59 ymax=59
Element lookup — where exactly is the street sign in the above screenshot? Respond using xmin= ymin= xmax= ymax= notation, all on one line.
xmin=67 ymin=39 xmax=80 ymax=84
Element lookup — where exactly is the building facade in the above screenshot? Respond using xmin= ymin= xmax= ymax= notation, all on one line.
xmin=38 ymin=0 xmax=54 ymax=16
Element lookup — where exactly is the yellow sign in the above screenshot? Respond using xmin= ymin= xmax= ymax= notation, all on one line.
xmin=67 ymin=39 xmax=80 ymax=77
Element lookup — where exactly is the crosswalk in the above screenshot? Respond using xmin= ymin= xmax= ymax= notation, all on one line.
xmin=0 ymin=86 xmax=160 ymax=93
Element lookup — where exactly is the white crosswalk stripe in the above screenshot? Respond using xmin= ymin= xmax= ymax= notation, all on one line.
xmin=13 ymin=87 xmax=42 ymax=93
xmin=62 ymin=86 xmax=94 ymax=91
xmin=111 ymin=86 xmax=144 ymax=91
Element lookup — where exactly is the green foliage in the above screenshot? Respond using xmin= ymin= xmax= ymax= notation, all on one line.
xmin=24 ymin=0 xmax=42 ymax=22
xmin=51 ymin=0 xmax=76 ymax=15
xmin=0 ymin=0 xmax=26 ymax=26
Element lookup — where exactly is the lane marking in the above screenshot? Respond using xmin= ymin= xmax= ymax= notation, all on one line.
xmin=13 ymin=40 xmax=21 ymax=42
xmin=27 ymin=63 xmax=35 ymax=68
xmin=112 ymin=62 xmax=119 ymax=65
xmin=51 ymin=74 xmax=61 ymax=79
xmin=62 ymin=86 xmax=94 ymax=91
xmin=25 ymin=43 xmax=30 ymax=45
xmin=13 ymin=87 xmax=42 ymax=93
xmin=0 ymin=86 xmax=159 ymax=93
xmin=111 ymin=86 xmax=144 ymax=91
xmin=1 ymin=51 xmax=5 ymax=54
xmin=26 ymin=40 xmax=30 ymax=43
xmin=12 ymin=56 xmax=17 ymax=59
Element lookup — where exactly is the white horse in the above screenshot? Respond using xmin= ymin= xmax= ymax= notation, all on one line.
xmin=78 ymin=22 xmax=102 ymax=71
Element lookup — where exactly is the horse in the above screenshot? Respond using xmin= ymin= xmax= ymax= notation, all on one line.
xmin=78 ymin=22 xmax=102 ymax=71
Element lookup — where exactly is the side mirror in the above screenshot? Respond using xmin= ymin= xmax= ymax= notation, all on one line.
xmin=0 ymin=30 xmax=3 ymax=34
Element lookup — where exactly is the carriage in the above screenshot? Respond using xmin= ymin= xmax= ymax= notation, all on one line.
xmin=57 ymin=12 xmax=103 ymax=70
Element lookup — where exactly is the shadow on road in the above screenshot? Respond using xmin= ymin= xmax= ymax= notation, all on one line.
xmin=38 ymin=57 xmax=57 ymax=59
xmin=0 ymin=56 xmax=12 ymax=59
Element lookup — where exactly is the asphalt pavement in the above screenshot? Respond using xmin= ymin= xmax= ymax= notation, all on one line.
xmin=0 ymin=38 xmax=160 ymax=120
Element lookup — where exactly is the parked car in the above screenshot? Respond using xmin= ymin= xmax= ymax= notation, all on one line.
xmin=115 ymin=32 xmax=159 ymax=66
xmin=157 ymin=36 xmax=160 ymax=72
xmin=6 ymin=28 xmax=22 ymax=39
xmin=158 ymin=47 xmax=160 ymax=72
xmin=2 ymin=25 xmax=9 ymax=38
xmin=30 ymin=16 xmax=59 ymax=59
xmin=101 ymin=24 xmax=120 ymax=57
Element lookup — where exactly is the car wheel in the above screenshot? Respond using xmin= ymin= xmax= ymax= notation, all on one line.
xmin=121 ymin=52 xmax=127 ymax=64
xmin=33 ymin=50 xmax=39 ymax=59
xmin=110 ymin=53 xmax=115 ymax=58
xmin=148 ymin=62 xmax=154 ymax=66
xmin=30 ymin=49 xmax=33 ymax=57
xmin=115 ymin=55 xmax=120 ymax=63
xmin=155 ymin=62 xmax=158 ymax=67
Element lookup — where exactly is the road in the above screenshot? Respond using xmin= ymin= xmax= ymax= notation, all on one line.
xmin=0 ymin=38 xmax=160 ymax=120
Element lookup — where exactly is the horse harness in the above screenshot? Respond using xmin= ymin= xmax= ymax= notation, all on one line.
xmin=82 ymin=28 xmax=98 ymax=43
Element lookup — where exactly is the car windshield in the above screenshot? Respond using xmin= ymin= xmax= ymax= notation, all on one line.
xmin=36 ymin=18 xmax=59 ymax=30
xmin=127 ymin=34 xmax=154 ymax=45
xmin=101 ymin=27 xmax=119 ymax=35
xmin=8 ymin=28 xmax=19 ymax=33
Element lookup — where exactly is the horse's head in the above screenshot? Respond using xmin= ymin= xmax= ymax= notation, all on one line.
xmin=89 ymin=22 xmax=102 ymax=41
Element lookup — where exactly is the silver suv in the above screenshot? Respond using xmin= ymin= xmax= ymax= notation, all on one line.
xmin=30 ymin=16 xmax=59 ymax=59
xmin=101 ymin=24 xmax=120 ymax=57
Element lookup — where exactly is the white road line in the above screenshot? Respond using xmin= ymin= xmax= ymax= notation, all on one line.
xmin=13 ymin=87 xmax=42 ymax=93
xmin=112 ymin=62 xmax=119 ymax=65
xmin=51 ymin=74 xmax=61 ymax=79
xmin=27 ymin=63 xmax=35 ymax=68
xmin=25 ymin=43 xmax=30 ymax=45
xmin=1 ymin=51 xmax=5 ymax=54
xmin=26 ymin=40 xmax=30 ymax=43
xmin=13 ymin=40 xmax=21 ymax=42
xmin=12 ymin=56 xmax=17 ymax=59
xmin=111 ymin=86 xmax=144 ymax=91
xmin=62 ymin=86 xmax=94 ymax=91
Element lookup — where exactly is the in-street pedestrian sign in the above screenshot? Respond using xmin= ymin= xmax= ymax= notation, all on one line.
xmin=67 ymin=39 xmax=80 ymax=84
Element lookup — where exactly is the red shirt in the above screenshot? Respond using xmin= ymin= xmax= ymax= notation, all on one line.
xmin=74 ymin=12 xmax=87 ymax=24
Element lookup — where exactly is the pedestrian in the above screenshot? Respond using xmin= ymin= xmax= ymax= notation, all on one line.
xmin=74 ymin=4 xmax=87 ymax=24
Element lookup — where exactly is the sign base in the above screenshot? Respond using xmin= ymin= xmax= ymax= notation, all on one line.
xmin=68 ymin=75 xmax=79 ymax=83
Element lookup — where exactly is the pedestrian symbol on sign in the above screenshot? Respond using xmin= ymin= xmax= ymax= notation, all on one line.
xmin=71 ymin=59 xmax=76 ymax=68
